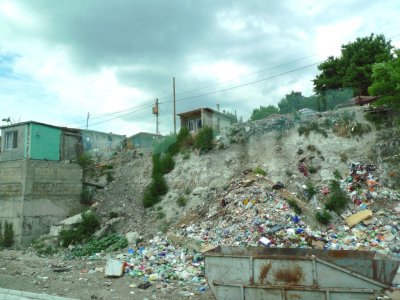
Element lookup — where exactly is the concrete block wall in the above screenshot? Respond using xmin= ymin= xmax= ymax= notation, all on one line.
xmin=0 ymin=160 xmax=83 ymax=245
xmin=0 ymin=160 xmax=26 ymax=242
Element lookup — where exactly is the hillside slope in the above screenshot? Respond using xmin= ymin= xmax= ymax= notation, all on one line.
xmin=90 ymin=106 xmax=399 ymax=257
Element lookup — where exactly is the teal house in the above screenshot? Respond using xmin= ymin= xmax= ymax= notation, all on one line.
xmin=0 ymin=121 xmax=125 ymax=162
xmin=127 ymin=132 xmax=162 ymax=149
xmin=0 ymin=121 xmax=65 ymax=161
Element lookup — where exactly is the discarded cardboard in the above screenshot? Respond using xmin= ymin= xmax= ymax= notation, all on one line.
xmin=345 ymin=210 xmax=373 ymax=227
xmin=105 ymin=259 xmax=124 ymax=277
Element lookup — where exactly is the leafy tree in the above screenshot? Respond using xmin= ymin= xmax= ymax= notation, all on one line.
xmin=369 ymin=49 xmax=400 ymax=109
xmin=314 ymin=34 xmax=394 ymax=96
xmin=278 ymin=91 xmax=305 ymax=114
xmin=250 ymin=105 xmax=278 ymax=121
xmin=313 ymin=56 xmax=344 ymax=94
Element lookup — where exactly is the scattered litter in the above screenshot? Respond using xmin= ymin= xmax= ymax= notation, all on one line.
xmin=105 ymin=259 xmax=124 ymax=277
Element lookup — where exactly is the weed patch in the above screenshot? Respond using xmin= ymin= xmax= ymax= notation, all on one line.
xmin=69 ymin=234 xmax=128 ymax=257
xmin=287 ymin=198 xmax=302 ymax=215
xmin=315 ymin=210 xmax=332 ymax=225
xmin=305 ymin=180 xmax=317 ymax=200
xmin=253 ymin=167 xmax=267 ymax=176
xmin=324 ymin=180 xmax=349 ymax=214
xmin=0 ymin=221 xmax=14 ymax=248
xmin=81 ymin=186 xmax=94 ymax=205
xmin=177 ymin=195 xmax=188 ymax=207
xmin=298 ymin=121 xmax=328 ymax=138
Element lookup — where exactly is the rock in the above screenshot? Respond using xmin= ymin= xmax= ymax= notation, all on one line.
xmin=48 ymin=212 xmax=89 ymax=237
xmin=126 ymin=231 xmax=140 ymax=245
xmin=192 ymin=187 xmax=206 ymax=196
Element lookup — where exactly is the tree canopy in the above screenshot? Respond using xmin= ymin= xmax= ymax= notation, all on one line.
xmin=250 ymin=105 xmax=279 ymax=121
xmin=277 ymin=91 xmax=319 ymax=114
xmin=313 ymin=34 xmax=394 ymax=96
xmin=369 ymin=49 xmax=400 ymax=109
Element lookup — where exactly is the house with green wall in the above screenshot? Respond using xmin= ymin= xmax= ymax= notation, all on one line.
xmin=0 ymin=121 xmax=126 ymax=162
xmin=0 ymin=121 xmax=63 ymax=161
xmin=127 ymin=132 xmax=162 ymax=149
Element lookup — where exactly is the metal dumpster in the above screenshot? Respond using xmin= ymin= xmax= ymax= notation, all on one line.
xmin=204 ymin=246 xmax=400 ymax=300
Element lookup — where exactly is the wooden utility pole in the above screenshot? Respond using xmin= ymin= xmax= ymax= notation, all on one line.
xmin=86 ymin=112 xmax=90 ymax=129
xmin=173 ymin=77 xmax=176 ymax=134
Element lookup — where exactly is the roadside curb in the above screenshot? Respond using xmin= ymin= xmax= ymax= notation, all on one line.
xmin=0 ymin=288 xmax=78 ymax=300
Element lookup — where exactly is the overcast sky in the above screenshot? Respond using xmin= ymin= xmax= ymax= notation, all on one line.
xmin=1 ymin=0 xmax=399 ymax=136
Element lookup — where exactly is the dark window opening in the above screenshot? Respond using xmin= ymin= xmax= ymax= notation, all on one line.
xmin=5 ymin=131 xmax=18 ymax=150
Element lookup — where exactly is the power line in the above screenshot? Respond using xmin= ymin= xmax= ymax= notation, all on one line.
xmin=159 ymin=61 xmax=320 ymax=105
xmin=62 ymin=54 xmax=325 ymax=127
xmin=173 ymin=54 xmax=323 ymax=97
xmin=76 ymin=103 xmax=153 ymax=129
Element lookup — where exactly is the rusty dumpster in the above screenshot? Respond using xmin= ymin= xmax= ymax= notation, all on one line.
xmin=204 ymin=246 xmax=399 ymax=300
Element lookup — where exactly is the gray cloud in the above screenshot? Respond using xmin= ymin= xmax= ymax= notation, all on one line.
xmin=3 ymin=0 xmax=400 ymax=134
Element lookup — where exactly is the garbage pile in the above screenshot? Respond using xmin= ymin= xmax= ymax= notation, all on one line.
xmin=97 ymin=163 xmax=399 ymax=292
xmin=100 ymin=236 xmax=208 ymax=295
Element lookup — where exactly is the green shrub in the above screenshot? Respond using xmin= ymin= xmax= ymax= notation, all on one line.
xmin=184 ymin=187 xmax=191 ymax=195
xmin=182 ymin=151 xmax=190 ymax=160
xmin=333 ymin=170 xmax=342 ymax=179
xmin=142 ymin=175 xmax=168 ymax=208
xmin=160 ymin=153 xmax=175 ymax=174
xmin=152 ymin=153 xmax=162 ymax=176
xmin=287 ymin=198 xmax=302 ymax=215
xmin=143 ymin=187 xmax=160 ymax=208
xmin=177 ymin=126 xmax=193 ymax=148
xmin=315 ymin=210 xmax=332 ymax=225
xmin=195 ymin=126 xmax=214 ymax=153
xmin=77 ymin=153 xmax=94 ymax=169
xmin=153 ymin=135 xmax=177 ymax=155
xmin=108 ymin=211 xmax=118 ymax=219
xmin=70 ymin=234 xmax=128 ymax=257
xmin=177 ymin=195 xmax=188 ymax=207
xmin=3 ymin=221 xmax=14 ymax=248
xmin=365 ymin=111 xmax=391 ymax=129
xmin=106 ymin=172 xmax=114 ymax=183
xmin=153 ymin=174 xmax=168 ymax=195
xmin=305 ymin=180 xmax=316 ymax=200
xmin=157 ymin=211 xmax=166 ymax=219
xmin=298 ymin=122 xmax=328 ymax=138
xmin=253 ymin=167 xmax=267 ymax=176
xmin=325 ymin=180 xmax=349 ymax=214
xmin=307 ymin=144 xmax=317 ymax=152
xmin=33 ymin=241 xmax=57 ymax=257
xmin=350 ymin=122 xmax=372 ymax=137
xmin=80 ymin=187 xmax=94 ymax=205
xmin=59 ymin=212 xmax=100 ymax=247
xmin=308 ymin=165 xmax=318 ymax=174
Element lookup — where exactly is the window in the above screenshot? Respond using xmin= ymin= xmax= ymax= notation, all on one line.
xmin=5 ymin=131 xmax=18 ymax=150
xmin=196 ymin=118 xmax=202 ymax=130
xmin=188 ymin=119 xmax=203 ymax=132
xmin=188 ymin=120 xmax=194 ymax=132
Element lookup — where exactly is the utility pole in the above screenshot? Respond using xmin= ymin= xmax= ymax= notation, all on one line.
xmin=86 ymin=112 xmax=90 ymax=129
xmin=173 ymin=77 xmax=176 ymax=134
xmin=153 ymin=98 xmax=159 ymax=134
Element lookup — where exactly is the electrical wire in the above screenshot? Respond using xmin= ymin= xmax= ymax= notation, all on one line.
xmin=159 ymin=61 xmax=320 ymax=105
